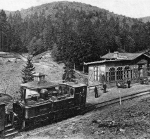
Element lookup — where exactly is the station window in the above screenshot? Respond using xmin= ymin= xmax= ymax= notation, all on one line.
xmin=94 ymin=66 xmax=98 ymax=81
xmin=105 ymin=72 xmax=109 ymax=82
xmin=130 ymin=70 xmax=133 ymax=79
xmin=116 ymin=67 xmax=123 ymax=80
xmin=124 ymin=66 xmax=130 ymax=79
xmin=109 ymin=67 xmax=115 ymax=81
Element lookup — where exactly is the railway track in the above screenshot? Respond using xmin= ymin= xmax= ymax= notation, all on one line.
xmin=14 ymin=89 xmax=150 ymax=139
xmin=84 ymin=90 xmax=150 ymax=113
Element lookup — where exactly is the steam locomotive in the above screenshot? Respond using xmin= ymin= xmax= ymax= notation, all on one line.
xmin=0 ymin=73 xmax=87 ymax=137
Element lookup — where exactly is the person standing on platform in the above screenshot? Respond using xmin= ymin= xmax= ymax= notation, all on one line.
xmin=94 ymin=86 xmax=98 ymax=98
xmin=127 ymin=78 xmax=131 ymax=88
xmin=103 ymin=82 xmax=107 ymax=93
xmin=101 ymin=72 xmax=105 ymax=84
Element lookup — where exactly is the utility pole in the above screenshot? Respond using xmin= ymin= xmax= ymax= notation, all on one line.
xmin=74 ymin=63 xmax=75 ymax=70
xmin=83 ymin=64 xmax=84 ymax=73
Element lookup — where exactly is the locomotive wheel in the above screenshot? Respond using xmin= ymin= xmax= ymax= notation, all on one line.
xmin=62 ymin=110 xmax=67 ymax=120
xmin=69 ymin=109 xmax=75 ymax=117
xmin=56 ymin=112 xmax=62 ymax=122
xmin=23 ymin=120 xmax=34 ymax=131
xmin=79 ymin=106 xmax=86 ymax=115
xmin=48 ymin=114 xmax=54 ymax=124
xmin=22 ymin=120 xmax=25 ymax=129
xmin=14 ymin=118 xmax=22 ymax=130
xmin=54 ymin=111 xmax=64 ymax=122
xmin=53 ymin=113 xmax=60 ymax=123
xmin=65 ymin=111 xmax=69 ymax=119
xmin=41 ymin=116 xmax=49 ymax=126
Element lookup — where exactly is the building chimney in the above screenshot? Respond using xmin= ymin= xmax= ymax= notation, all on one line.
xmin=113 ymin=51 xmax=119 ymax=59
xmin=33 ymin=73 xmax=46 ymax=82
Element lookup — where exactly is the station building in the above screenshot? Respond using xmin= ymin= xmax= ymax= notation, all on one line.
xmin=84 ymin=52 xmax=150 ymax=86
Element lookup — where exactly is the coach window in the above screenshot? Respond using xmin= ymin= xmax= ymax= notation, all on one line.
xmin=69 ymin=88 xmax=74 ymax=97
xmin=82 ymin=87 xmax=86 ymax=96
xmin=64 ymin=85 xmax=69 ymax=94
xmin=62 ymin=86 xmax=66 ymax=95
xmin=58 ymin=86 xmax=62 ymax=95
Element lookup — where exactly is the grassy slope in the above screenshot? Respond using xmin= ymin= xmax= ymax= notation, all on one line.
xmin=0 ymin=61 xmax=23 ymax=99
xmin=34 ymin=59 xmax=64 ymax=83
xmin=0 ymin=52 xmax=64 ymax=100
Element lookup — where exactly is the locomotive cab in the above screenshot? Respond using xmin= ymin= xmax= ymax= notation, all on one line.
xmin=59 ymin=82 xmax=87 ymax=109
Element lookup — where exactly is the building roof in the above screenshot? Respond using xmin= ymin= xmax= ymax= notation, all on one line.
xmin=101 ymin=52 xmax=144 ymax=60
xmin=60 ymin=82 xmax=87 ymax=88
xmin=21 ymin=81 xmax=58 ymax=89
xmin=84 ymin=59 xmax=124 ymax=65
xmin=84 ymin=52 xmax=150 ymax=66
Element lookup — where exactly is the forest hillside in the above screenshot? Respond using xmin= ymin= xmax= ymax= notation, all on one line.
xmin=140 ymin=16 xmax=150 ymax=23
xmin=1 ymin=1 xmax=150 ymax=69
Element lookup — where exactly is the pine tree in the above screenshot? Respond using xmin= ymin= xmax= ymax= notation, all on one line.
xmin=0 ymin=10 xmax=9 ymax=51
xmin=62 ymin=62 xmax=75 ymax=82
xmin=22 ymin=56 xmax=35 ymax=83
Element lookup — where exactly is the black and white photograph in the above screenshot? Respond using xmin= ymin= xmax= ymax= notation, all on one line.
xmin=0 ymin=0 xmax=150 ymax=138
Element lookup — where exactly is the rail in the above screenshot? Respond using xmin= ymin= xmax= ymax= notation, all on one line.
xmin=84 ymin=89 xmax=150 ymax=113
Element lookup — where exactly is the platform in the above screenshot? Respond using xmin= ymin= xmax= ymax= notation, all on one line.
xmin=87 ymin=83 xmax=150 ymax=105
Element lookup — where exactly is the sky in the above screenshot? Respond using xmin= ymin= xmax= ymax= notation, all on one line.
xmin=0 ymin=0 xmax=150 ymax=18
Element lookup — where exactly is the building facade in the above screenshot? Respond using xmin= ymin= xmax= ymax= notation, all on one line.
xmin=84 ymin=52 xmax=150 ymax=86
